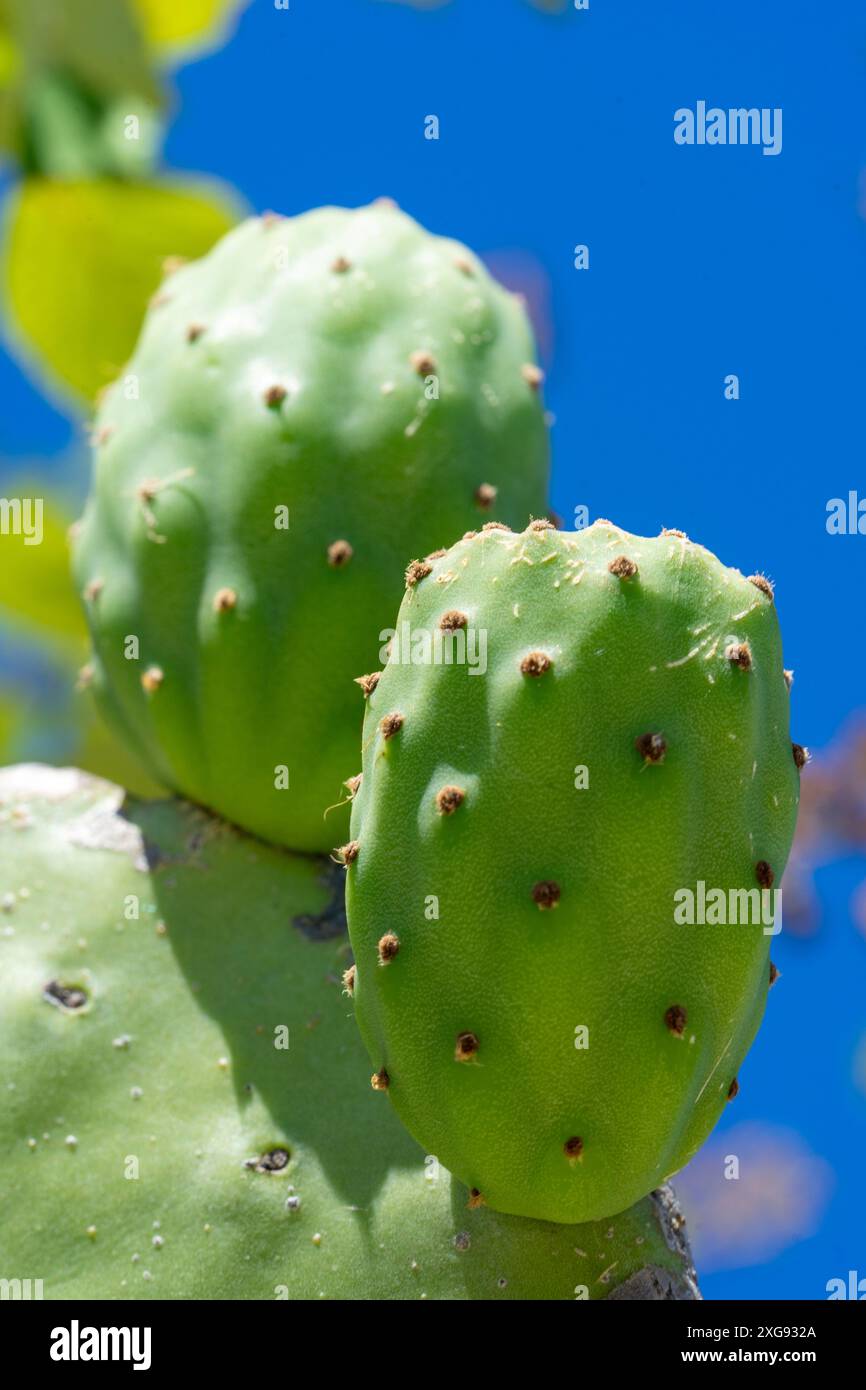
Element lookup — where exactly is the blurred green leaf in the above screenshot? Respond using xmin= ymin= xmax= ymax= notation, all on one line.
xmin=3 ymin=175 xmax=240 ymax=404
xmin=0 ymin=484 xmax=84 ymax=648
xmin=0 ymin=23 xmax=20 ymax=159
xmin=20 ymin=70 xmax=165 ymax=180
xmin=19 ymin=71 xmax=165 ymax=179
xmin=96 ymin=93 xmax=163 ymax=177
xmin=0 ymin=23 xmax=17 ymax=80
xmin=0 ymin=693 xmax=23 ymax=763
xmin=132 ymin=0 xmax=247 ymax=62
xmin=20 ymin=69 xmax=106 ymax=177
xmin=0 ymin=1 xmax=163 ymax=173
xmin=0 ymin=0 xmax=161 ymax=107
xmin=0 ymin=88 xmax=17 ymax=159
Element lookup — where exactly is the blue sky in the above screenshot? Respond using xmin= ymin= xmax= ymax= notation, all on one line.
xmin=1 ymin=0 xmax=865 ymax=1299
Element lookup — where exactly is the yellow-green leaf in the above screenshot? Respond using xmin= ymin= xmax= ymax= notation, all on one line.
xmin=0 ymin=485 xmax=85 ymax=648
xmin=0 ymin=21 xmax=20 ymax=158
xmin=0 ymin=26 xmax=19 ymax=83
xmin=3 ymin=176 xmax=241 ymax=405
xmin=132 ymin=0 xmax=247 ymax=60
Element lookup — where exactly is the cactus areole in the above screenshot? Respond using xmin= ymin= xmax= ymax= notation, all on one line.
xmin=72 ymin=203 xmax=549 ymax=852
xmin=345 ymin=520 xmax=801 ymax=1224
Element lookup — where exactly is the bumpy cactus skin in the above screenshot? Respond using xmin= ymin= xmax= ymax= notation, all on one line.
xmin=71 ymin=203 xmax=548 ymax=852
xmin=0 ymin=766 xmax=698 ymax=1300
xmin=346 ymin=520 xmax=801 ymax=1224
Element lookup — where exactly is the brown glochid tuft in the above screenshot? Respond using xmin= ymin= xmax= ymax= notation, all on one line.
xmin=748 ymin=573 xmax=775 ymax=600
xmin=409 ymin=349 xmax=437 ymax=376
xmin=213 ymin=587 xmax=237 ymax=613
xmin=564 ymin=1136 xmax=584 ymax=1160
xmin=520 ymin=651 xmax=552 ymax=678
xmin=455 ymin=1031 xmax=479 ymax=1061
xmin=141 ymin=666 xmax=164 ymax=693
xmin=608 ymin=555 xmax=638 ymax=579
xmin=405 ymin=559 xmax=432 ymax=587
xmin=327 ymin=539 xmax=353 ymax=568
xmin=436 ymin=785 xmax=465 ymax=815
xmin=727 ymin=1077 xmax=739 ymax=1102
xmin=336 ymin=840 xmax=360 ymax=867
xmin=635 ymin=732 xmax=667 ymax=763
xmin=439 ymin=610 xmax=468 ymax=631
xmin=755 ymin=860 xmax=775 ymax=889
xmin=769 ymin=961 xmax=780 ymax=987
xmin=331 ymin=255 xmax=351 ymax=273
xmin=726 ymin=641 xmax=753 ymax=671
xmin=355 ymin=672 xmax=381 ymax=698
xmin=378 ymin=933 xmax=400 ymax=965
xmin=474 ymin=482 xmax=498 ymax=510
xmin=342 ymin=964 xmax=356 ymax=995
xmin=665 ymin=1004 xmax=688 ymax=1037
xmin=467 ymin=1189 xmax=485 ymax=1209
xmin=532 ymin=880 xmax=561 ymax=910
xmin=380 ymin=712 xmax=404 ymax=740
xmin=186 ymin=323 xmax=205 ymax=343
xmin=792 ymin=743 xmax=809 ymax=770
xmin=521 ymin=363 xmax=544 ymax=389
xmin=263 ymin=384 xmax=287 ymax=408
xmin=371 ymin=1069 xmax=390 ymax=1091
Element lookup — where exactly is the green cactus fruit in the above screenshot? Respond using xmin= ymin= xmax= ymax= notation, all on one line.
xmin=0 ymin=764 xmax=699 ymax=1300
xmin=345 ymin=519 xmax=801 ymax=1224
xmin=70 ymin=203 xmax=549 ymax=852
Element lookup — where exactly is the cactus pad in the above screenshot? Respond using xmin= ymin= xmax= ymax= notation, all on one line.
xmin=345 ymin=520 xmax=801 ymax=1223
xmin=71 ymin=203 xmax=549 ymax=851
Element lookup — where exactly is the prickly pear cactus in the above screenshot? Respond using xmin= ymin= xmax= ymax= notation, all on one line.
xmin=345 ymin=519 xmax=802 ymax=1224
xmin=70 ymin=202 xmax=549 ymax=852
xmin=0 ymin=766 xmax=698 ymax=1300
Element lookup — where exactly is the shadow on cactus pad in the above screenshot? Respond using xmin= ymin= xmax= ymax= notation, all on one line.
xmin=0 ymin=765 xmax=698 ymax=1299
